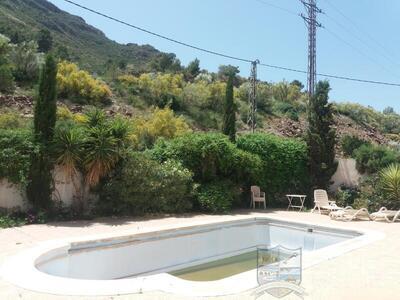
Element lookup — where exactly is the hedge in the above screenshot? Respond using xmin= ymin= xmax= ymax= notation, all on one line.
xmin=98 ymin=152 xmax=194 ymax=215
xmin=236 ymin=133 xmax=309 ymax=205
xmin=151 ymin=132 xmax=262 ymax=185
xmin=0 ymin=129 xmax=36 ymax=186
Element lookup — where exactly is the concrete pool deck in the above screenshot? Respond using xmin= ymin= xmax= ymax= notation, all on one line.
xmin=0 ymin=210 xmax=399 ymax=299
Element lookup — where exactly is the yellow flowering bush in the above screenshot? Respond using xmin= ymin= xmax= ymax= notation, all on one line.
xmin=117 ymin=74 xmax=138 ymax=85
xmin=57 ymin=61 xmax=112 ymax=104
xmin=131 ymin=107 xmax=191 ymax=149
xmin=118 ymin=73 xmax=184 ymax=109
xmin=57 ymin=105 xmax=87 ymax=123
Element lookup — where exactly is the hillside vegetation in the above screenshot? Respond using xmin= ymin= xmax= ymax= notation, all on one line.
xmin=1 ymin=0 xmax=399 ymax=147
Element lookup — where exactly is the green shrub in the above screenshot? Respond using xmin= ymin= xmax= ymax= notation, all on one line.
xmin=0 ymin=210 xmax=51 ymax=228
xmin=272 ymin=101 xmax=299 ymax=121
xmin=333 ymin=102 xmax=382 ymax=128
xmin=354 ymin=144 xmax=400 ymax=174
xmin=195 ymin=181 xmax=240 ymax=213
xmin=0 ymin=213 xmax=27 ymax=228
xmin=0 ymin=111 xmax=24 ymax=129
xmin=236 ymin=133 xmax=309 ymax=205
xmin=151 ymin=132 xmax=262 ymax=185
xmin=352 ymin=175 xmax=386 ymax=211
xmin=334 ymin=185 xmax=360 ymax=207
xmin=357 ymin=170 xmax=400 ymax=211
xmin=0 ymin=129 xmax=36 ymax=186
xmin=10 ymin=41 xmax=41 ymax=83
xmin=341 ymin=135 xmax=368 ymax=157
xmin=349 ymin=165 xmax=400 ymax=211
xmin=185 ymin=108 xmax=221 ymax=130
xmin=382 ymin=114 xmax=400 ymax=134
xmin=0 ymin=64 xmax=15 ymax=93
xmin=98 ymin=152 xmax=194 ymax=215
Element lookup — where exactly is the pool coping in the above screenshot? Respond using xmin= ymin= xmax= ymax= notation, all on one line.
xmin=0 ymin=215 xmax=385 ymax=297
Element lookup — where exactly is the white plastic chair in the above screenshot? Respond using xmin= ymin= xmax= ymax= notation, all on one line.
xmin=250 ymin=186 xmax=266 ymax=209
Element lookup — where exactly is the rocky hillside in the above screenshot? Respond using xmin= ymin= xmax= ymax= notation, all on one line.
xmin=1 ymin=94 xmax=390 ymax=154
xmin=0 ymin=0 xmax=161 ymax=72
xmin=266 ymin=114 xmax=388 ymax=144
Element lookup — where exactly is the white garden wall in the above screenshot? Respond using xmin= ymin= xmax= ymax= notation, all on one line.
xmin=0 ymin=179 xmax=27 ymax=211
xmin=330 ymin=158 xmax=361 ymax=192
xmin=1 ymin=158 xmax=361 ymax=211
xmin=0 ymin=166 xmax=86 ymax=211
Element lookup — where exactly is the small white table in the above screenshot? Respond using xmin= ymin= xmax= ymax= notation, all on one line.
xmin=286 ymin=194 xmax=307 ymax=211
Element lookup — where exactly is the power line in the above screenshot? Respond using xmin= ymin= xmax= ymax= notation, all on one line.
xmin=321 ymin=0 xmax=398 ymax=65
xmin=321 ymin=5 xmax=400 ymax=74
xmin=323 ymin=26 xmax=399 ymax=79
xmin=322 ymin=13 xmax=396 ymax=66
xmin=260 ymin=62 xmax=400 ymax=87
xmin=62 ymin=0 xmax=400 ymax=88
xmin=62 ymin=0 xmax=252 ymax=63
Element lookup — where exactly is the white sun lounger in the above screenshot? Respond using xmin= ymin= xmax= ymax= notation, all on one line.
xmin=329 ymin=207 xmax=371 ymax=221
xmin=371 ymin=207 xmax=400 ymax=223
xmin=311 ymin=189 xmax=343 ymax=214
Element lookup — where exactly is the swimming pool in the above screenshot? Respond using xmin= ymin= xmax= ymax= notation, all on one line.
xmin=0 ymin=217 xmax=381 ymax=296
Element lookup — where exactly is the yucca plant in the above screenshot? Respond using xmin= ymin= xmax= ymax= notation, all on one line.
xmin=84 ymin=107 xmax=107 ymax=128
xmin=53 ymin=124 xmax=85 ymax=210
xmin=110 ymin=116 xmax=131 ymax=151
xmin=380 ymin=163 xmax=400 ymax=203
xmin=83 ymin=126 xmax=119 ymax=187
xmin=53 ymin=125 xmax=84 ymax=179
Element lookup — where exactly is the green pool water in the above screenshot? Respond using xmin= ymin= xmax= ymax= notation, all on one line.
xmin=170 ymin=251 xmax=278 ymax=281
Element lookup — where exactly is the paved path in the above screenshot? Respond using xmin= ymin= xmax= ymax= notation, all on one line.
xmin=0 ymin=210 xmax=399 ymax=299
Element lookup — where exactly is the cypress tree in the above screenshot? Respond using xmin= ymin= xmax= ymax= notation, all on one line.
xmin=306 ymin=81 xmax=337 ymax=190
xmin=222 ymin=74 xmax=236 ymax=142
xmin=27 ymin=54 xmax=57 ymax=210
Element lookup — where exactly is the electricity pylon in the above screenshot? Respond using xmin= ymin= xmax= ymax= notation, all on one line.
xmin=300 ymin=0 xmax=322 ymax=98
xmin=248 ymin=59 xmax=259 ymax=132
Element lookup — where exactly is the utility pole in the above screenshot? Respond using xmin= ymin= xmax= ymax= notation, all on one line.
xmin=248 ymin=59 xmax=259 ymax=133
xmin=300 ymin=0 xmax=322 ymax=98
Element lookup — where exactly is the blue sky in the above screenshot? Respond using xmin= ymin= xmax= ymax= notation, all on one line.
xmin=48 ymin=0 xmax=400 ymax=112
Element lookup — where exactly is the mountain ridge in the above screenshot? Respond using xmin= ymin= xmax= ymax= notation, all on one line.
xmin=0 ymin=0 xmax=162 ymax=72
